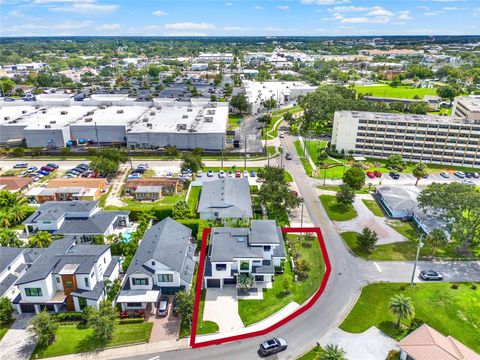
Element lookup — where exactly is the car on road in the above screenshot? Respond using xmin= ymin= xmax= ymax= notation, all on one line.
xmin=389 ymin=172 xmax=400 ymax=179
xmin=454 ymin=171 xmax=466 ymax=179
xmin=218 ymin=170 xmax=225 ymax=178
xmin=207 ymin=169 xmax=214 ymax=177
xmin=157 ymin=296 xmax=169 ymax=317
xmin=259 ymin=338 xmax=288 ymax=357
xmin=285 ymin=152 xmax=293 ymax=160
xmin=366 ymin=171 xmax=375 ymax=179
xmin=440 ymin=172 xmax=450 ymax=179
xmin=279 ymin=132 xmax=284 ymax=138
xmin=196 ymin=171 xmax=202 ymax=177
xmin=13 ymin=163 xmax=28 ymax=168
xmin=419 ymin=270 xmax=443 ymax=281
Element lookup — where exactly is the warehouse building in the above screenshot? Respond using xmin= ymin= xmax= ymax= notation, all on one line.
xmin=332 ymin=110 xmax=480 ymax=168
xmin=0 ymin=106 xmax=37 ymax=145
xmin=452 ymin=95 xmax=480 ymax=121
xmin=126 ymin=99 xmax=228 ymax=150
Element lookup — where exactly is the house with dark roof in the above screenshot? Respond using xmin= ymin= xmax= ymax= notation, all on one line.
xmin=13 ymin=236 xmax=120 ymax=314
xmin=197 ymin=178 xmax=253 ymax=220
xmin=203 ymin=220 xmax=286 ymax=289
xmin=0 ymin=247 xmax=44 ymax=300
xmin=22 ymin=200 xmax=130 ymax=242
xmin=116 ymin=217 xmax=196 ymax=311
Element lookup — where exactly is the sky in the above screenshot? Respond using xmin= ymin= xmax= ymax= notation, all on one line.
xmin=1 ymin=0 xmax=480 ymax=37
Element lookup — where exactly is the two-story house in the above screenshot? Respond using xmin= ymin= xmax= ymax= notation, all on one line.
xmin=22 ymin=201 xmax=130 ymax=242
xmin=13 ymin=236 xmax=120 ymax=314
xmin=203 ymin=220 xmax=286 ymax=289
xmin=116 ymin=217 xmax=196 ymax=312
xmin=0 ymin=247 xmax=45 ymax=300
xmin=197 ymin=178 xmax=253 ymax=220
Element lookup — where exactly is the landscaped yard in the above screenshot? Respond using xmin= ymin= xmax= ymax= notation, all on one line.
xmin=354 ymin=84 xmax=437 ymax=99
xmin=319 ymin=195 xmax=357 ymax=221
xmin=187 ymin=186 xmax=201 ymax=213
xmin=294 ymin=140 xmax=314 ymax=176
xmin=317 ymin=185 xmax=369 ymax=195
xmin=31 ymin=321 xmax=153 ymax=358
xmin=106 ymin=192 xmax=186 ymax=213
xmin=362 ymin=199 xmax=384 ymax=217
xmin=0 ymin=321 xmax=13 ymax=341
xmin=339 ymin=282 xmax=480 ymax=353
xmin=238 ymin=234 xmax=325 ymax=326
xmin=228 ymin=114 xmax=243 ymax=131
xmin=197 ymin=290 xmax=219 ymax=335
xmin=304 ymin=139 xmax=328 ymax=163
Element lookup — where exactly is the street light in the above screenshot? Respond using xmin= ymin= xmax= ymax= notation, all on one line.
xmin=410 ymin=235 xmax=424 ymax=285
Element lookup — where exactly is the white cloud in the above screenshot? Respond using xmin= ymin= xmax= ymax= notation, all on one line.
xmin=32 ymin=0 xmax=94 ymax=3
xmin=442 ymin=6 xmax=465 ymax=11
xmin=277 ymin=5 xmax=289 ymax=11
xmin=366 ymin=6 xmax=393 ymax=17
xmin=164 ymin=22 xmax=215 ymax=30
xmin=397 ymin=11 xmax=412 ymax=20
xmin=225 ymin=2 xmax=232 ymax=5
xmin=327 ymin=6 xmax=368 ymax=13
xmin=340 ymin=17 xmax=368 ymax=23
xmin=327 ymin=6 xmax=412 ymax=24
xmin=475 ymin=8 xmax=480 ymax=16
xmin=96 ymin=23 xmax=120 ymax=30
xmin=254 ymin=5 xmax=262 ymax=10
xmin=425 ymin=11 xmax=443 ymax=16
xmin=152 ymin=10 xmax=167 ymax=16
xmin=417 ymin=6 xmax=429 ymax=10
xmin=301 ymin=0 xmax=350 ymax=4
xmin=49 ymin=2 xmax=118 ymax=14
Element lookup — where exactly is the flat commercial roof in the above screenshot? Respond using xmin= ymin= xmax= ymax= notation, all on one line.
xmin=244 ymin=80 xmax=316 ymax=104
xmin=0 ymin=106 xmax=38 ymax=125
xmin=21 ymin=106 xmax=87 ymax=129
xmin=456 ymin=96 xmax=480 ymax=112
xmin=72 ymin=106 xmax=150 ymax=126
xmin=128 ymin=102 xmax=228 ymax=134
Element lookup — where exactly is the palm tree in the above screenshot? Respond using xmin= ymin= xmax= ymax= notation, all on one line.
xmin=412 ymin=163 xmax=428 ymax=186
xmin=389 ymin=294 xmax=415 ymax=328
xmin=0 ymin=228 xmax=22 ymax=247
xmin=28 ymin=231 xmax=53 ymax=248
xmin=319 ymin=344 xmax=347 ymax=360
xmin=0 ymin=210 xmax=11 ymax=229
xmin=425 ymin=228 xmax=448 ymax=258
xmin=8 ymin=204 xmax=28 ymax=224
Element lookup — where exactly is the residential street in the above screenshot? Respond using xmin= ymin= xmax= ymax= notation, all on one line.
xmin=121 ymin=133 xmax=480 ymax=360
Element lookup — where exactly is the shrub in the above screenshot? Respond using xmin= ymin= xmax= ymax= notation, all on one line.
xmin=296 ymin=270 xmax=308 ymax=281
xmin=51 ymin=312 xmax=86 ymax=323
xmin=451 ymin=283 xmax=459 ymax=289
xmin=471 ymin=283 xmax=477 ymax=290
xmin=118 ymin=318 xmax=145 ymax=325
xmin=295 ymin=259 xmax=311 ymax=272
xmin=386 ymin=350 xmax=401 ymax=360
xmin=408 ymin=318 xmax=424 ymax=334
xmin=399 ymin=285 xmax=406 ymax=291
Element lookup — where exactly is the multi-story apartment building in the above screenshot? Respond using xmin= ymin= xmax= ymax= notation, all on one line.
xmin=332 ymin=111 xmax=480 ymax=168
xmin=452 ymin=95 xmax=480 ymax=121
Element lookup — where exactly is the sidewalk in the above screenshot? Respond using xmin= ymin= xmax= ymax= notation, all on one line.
xmin=44 ymin=338 xmax=190 ymax=360
xmin=0 ymin=314 xmax=36 ymax=360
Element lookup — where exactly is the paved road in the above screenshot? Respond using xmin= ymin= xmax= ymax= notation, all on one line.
xmin=121 ymin=133 xmax=480 ymax=360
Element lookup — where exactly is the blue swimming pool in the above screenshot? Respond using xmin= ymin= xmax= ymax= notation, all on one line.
xmin=123 ymin=231 xmax=133 ymax=243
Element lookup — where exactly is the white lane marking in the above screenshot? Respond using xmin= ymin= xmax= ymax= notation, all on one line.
xmin=146 ymin=356 xmax=160 ymax=360
xmin=374 ymin=262 xmax=382 ymax=272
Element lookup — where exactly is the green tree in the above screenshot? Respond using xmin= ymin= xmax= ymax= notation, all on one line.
xmin=175 ymin=290 xmax=194 ymax=327
xmin=259 ymin=114 xmax=272 ymax=126
xmin=0 ymin=297 xmax=13 ymax=324
xmin=90 ymin=157 xmax=119 ymax=178
xmin=180 ymin=153 xmax=204 ymax=173
xmin=412 ymin=163 xmax=428 ymax=186
xmin=60 ymin=147 xmax=71 ymax=156
xmin=86 ymin=300 xmax=118 ymax=341
xmin=425 ymin=228 xmax=448 ymax=258
xmin=230 ymin=94 xmax=249 ymax=113
xmin=389 ymin=294 xmax=415 ymax=328
xmin=172 ymin=201 xmax=193 ymax=220
xmin=336 ymin=184 xmax=355 ymax=210
xmin=386 ymin=154 xmax=407 ymax=172
xmin=104 ymin=279 xmax=122 ymax=302
xmin=0 ymin=78 xmax=15 ymax=95
xmin=437 ymin=85 xmax=458 ymax=105
xmin=0 ymin=228 xmax=22 ymax=247
xmin=342 ymin=167 xmax=366 ymax=191
xmin=214 ymin=72 xmax=223 ymax=86
xmin=356 ymin=227 xmax=379 ymax=253
xmin=164 ymin=146 xmax=179 ymax=157
xmin=262 ymin=97 xmax=277 ymax=111
xmin=11 ymin=147 xmax=25 ymax=158
xmin=319 ymin=344 xmax=347 ymax=360
xmin=29 ymin=310 xmax=58 ymax=348
xmin=28 ymin=231 xmax=53 ymax=248
xmin=237 ymin=273 xmax=255 ymax=292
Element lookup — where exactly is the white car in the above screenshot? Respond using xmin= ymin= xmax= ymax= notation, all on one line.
xmin=196 ymin=171 xmax=202 ymax=177
xmin=218 ymin=170 xmax=225 ymax=178
xmin=243 ymin=170 xmax=249 ymax=177
xmin=279 ymin=132 xmax=285 ymax=138
xmin=462 ymin=179 xmax=475 ymax=186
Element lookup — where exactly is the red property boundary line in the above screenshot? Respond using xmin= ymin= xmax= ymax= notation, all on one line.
xmin=189 ymin=227 xmax=331 ymax=348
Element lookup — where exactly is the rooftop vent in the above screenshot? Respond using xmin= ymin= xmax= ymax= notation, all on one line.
xmin=156 ymin=106 xmax=162 ymax=110
xmin=99 ymin=105 xmax=106 ymax=109
xmin=187 ymin=108 xmax=193 ymax=112
xmin=4 ymin=116 xmax=10 ymax=121
xmin=142 ymin=117 xmax=149 ymax=122
xmin=86 ymin=111 xmax=94 ymax=115
xmin=85 ymin=117 xmax=93 ymax=122
xmin=150 ymin=111 xmax=156 ymax=116
xmin=42 ymin=110 xmax=47 ymax=114
xmin=205 ymin=116 xmax=213 ymax=122
xmin=177 ymin=124 xmax=187 ymax=131
xmin=50 ymin=120 xmax=56 ymax=124
xmin=60 ymin=111 xmax=68 ymax=115
xmin=182 ymin=114 xmax=188 ymax=119
xmin=22 ymin=110 xmax=27 ymax=114
xmin=45 ymin=125 xmax=51 ymax=128
xmin=117 ymin=109 xmax=124 ymax=114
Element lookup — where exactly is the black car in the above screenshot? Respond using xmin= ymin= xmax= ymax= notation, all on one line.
xmin=259 ymin=338 xmax=288 ymax=357
xmin=465 ymin=172 xmax=474 ymax=178
xmin=419 ymin=270 xmax=443 ymax=281
xmin=389 ymin=171 xmax=400 ymax=179
xmin=473 ymin=172 xmax=480 ymax=179
xmin=285 ymin=153 xmax=293 ymax=160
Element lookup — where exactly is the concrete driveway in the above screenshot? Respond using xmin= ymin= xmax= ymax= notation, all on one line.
xmin=0 ymin=314 xmax=37 ymax=360
xmin=319 ymin=327 xmax=397 ymax=360
xmin=203 ymin=286 xmax=244 ymax=333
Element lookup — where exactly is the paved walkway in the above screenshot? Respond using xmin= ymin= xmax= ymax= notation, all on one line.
xmin=319 ymin=327 xmax=397 ymax=360
xmin=203 ymin=286 xmax=244 ymax=333
xmin=0 ymin=314 xmax=36 ymax=360
xmin=148 ymin=311 xmax=181 ymax=342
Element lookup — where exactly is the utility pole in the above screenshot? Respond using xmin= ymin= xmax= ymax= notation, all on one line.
xmin=244 ymin=136 xmax=247 ymax=169
xmin=410 ymin=236 xmax=424 ymax=285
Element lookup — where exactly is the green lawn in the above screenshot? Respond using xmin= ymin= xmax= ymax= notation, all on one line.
xmin=263 ymin=106 xmax=302 ymax=140
xmin=317 ymin=185 xmax=370 ymax=195
xmin=362 ymin=199 xmax=385 ymax=217
xmin=31 ymin=322 xmax=153 ymax=358
xmin=107 ymin=193 xmax=186 ymax=213
xmin=319 ymin=195 xmax=357 ymax=221
xmin=238 ymin=234 xmax=325 ymax=326
xmin=0 ymin=321 xmax=13 ymax=341
xmin=196 ymin=290 xmax=219 ymax=335
xmin=294 ymin=140 xmax=314 ymax=176
xmin=228 ymin=114 xmax=243 ymax=130
xmin=355 ymin=84 xmax=437 ymax=99
xmin=187 ymin=186 xmax=201 ymax=213
xmin=142 ymin=169 xmax=156 ymax=178
xmin=340 ymin=283 xmax=480 ymax=352
xmin=304 ymin=139 xmax=328 ymax=163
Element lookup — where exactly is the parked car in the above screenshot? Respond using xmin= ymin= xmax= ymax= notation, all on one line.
xmin=250 ymin=170 xmax=256 ymax=177
xmin=235 ymin=170 xmax=241 ymax=178
xmin=157 ymin=296 xmax=169 ymax=317
xmin=374 ymin=171 xmax=382 ymax=178
xmin=46 ymin=163 xmax=59 ymax=169
xmin=473 ymin=172 xmax=480 ymax=179
xmin=218 ymin=170 xmax=225 ymax=178
xmin=243 ymin=170 xmax=249 ymax=177
xmin=227 ymin=170 xmax=233 ymax=177
xmin=207 ymin=169 xmax=214 ymax=177
xmin=166 ymin=171 xmax=173 ymax=178
xmin=389 ymin=172 xmax=400 ymax=179
xmin=466 ymin=172 xmax=474 ymax=178
xmin=196 ymin=171 xmax=202 ymax=178
xmin=439 ymin=172 xmax=450 ymax=179
xmin=454 ymin=171 xmax=466 ymax=179
xmin=27 ymin=166 xmax=37 ymax=173
xmin=285 ymin=152 xmax=293 ymax=160
xmin=462 ymin=179 xmax=475 ymax=186
xmin=128 ymin=173 xmax=141 ymax=179
xmin=366 ymin=171 xmax=375 ymax=179
xmin=419 ymin=270 xmax=443 ymax=281
xmin=13 ymin=163 xmax=28 ymax=168
xmin=41 ymin=166 xmax=54 ymax=172
xmin=259 ymin=338 xmax=288 ymax=357
xmin=37 ymin=170 xmax=49 ymax=176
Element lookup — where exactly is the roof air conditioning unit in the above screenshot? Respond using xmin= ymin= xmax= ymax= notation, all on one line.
xmin=150 ymin=111 xmax=155 ymax=115
xmin=45 ymin=125 xmax=51 ymax=128
xmin=87 ymin=111 xmax=94 ymax=115
xmin=50 ymin=120 xmax=56 ymax=124
xmin=42 ymin=110 xmax=47 ymax=114
xmin=177 ymin=124 xmax=187 ymax=130
xmin=182 ymin=115 xmax=188 ymax=119
xmin=60 ymin=111 xmax=68 ymax=115
xmin=187 ymin=108 xmax=193 ymax=112
xmin=35 ymin=105 xmax=41 ymax=109
xmin=117 ymin=109 xmax=124 ymax=114
xmin=156 ymin=106 xmax=162 ymax=110
xmin=4 ymin=116 xmax=10 ymax=120
xmin=143 ymin=118 xmax=149 ymax=122
xmin=205 ymin=116 xmax=213 ymax=122
xmin=22 ymin=110 xmax=27 ymax=114
xmin=85 ymin=117 xmax=93 ymax=122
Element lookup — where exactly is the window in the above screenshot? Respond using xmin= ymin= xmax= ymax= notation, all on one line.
xmin=84 ymin=278 xmax=89 ymax=288
xmin=151 ymin=261 xmax=156 ymax=266
xmin=78 ymin=297 xmax=87 ymax=310
xmin=240 ymin=261 xmax=249 ymax=271
xmin=216 ymin=264 xmax=227 ymax=271
xmin=126 ymin=303 xmax=142 ymax=308
xmin=132 ymin=278 xmax=148 ymax=286
xmin=263 ymin=246 xmax=271 ymax=251
xmin=158 ymin=274 xmax=173 ymax=282
xmin=55 ymin=277 xmax=61 ymax=284
xmin=65 ymin=281 xmax=73 ymax=289
xmin=25 ymin=288 xmax=42 ymax=297
xmin=103 ymin=257 xmax=106 ymax=264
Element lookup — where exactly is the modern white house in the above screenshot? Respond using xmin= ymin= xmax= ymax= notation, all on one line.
xmin=13 ymin=236 xmax=120 ymax=314
xmin=197 ymin=178 xmax=253 ymax=220
xmin=116 ymin=217 xmax=196 ymax=311
xmin=203 ymin=220 xmax=286 ymax=289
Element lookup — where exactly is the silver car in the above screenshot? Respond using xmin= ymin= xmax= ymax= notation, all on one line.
xmin=259 ymin=338 xmax=288 ymax=356
xmin=157 ymin=296 xmax=169 ymax=317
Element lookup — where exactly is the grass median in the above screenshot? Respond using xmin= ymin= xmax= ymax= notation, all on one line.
xmin=319 ymin=195 xmax=357 ymax=221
